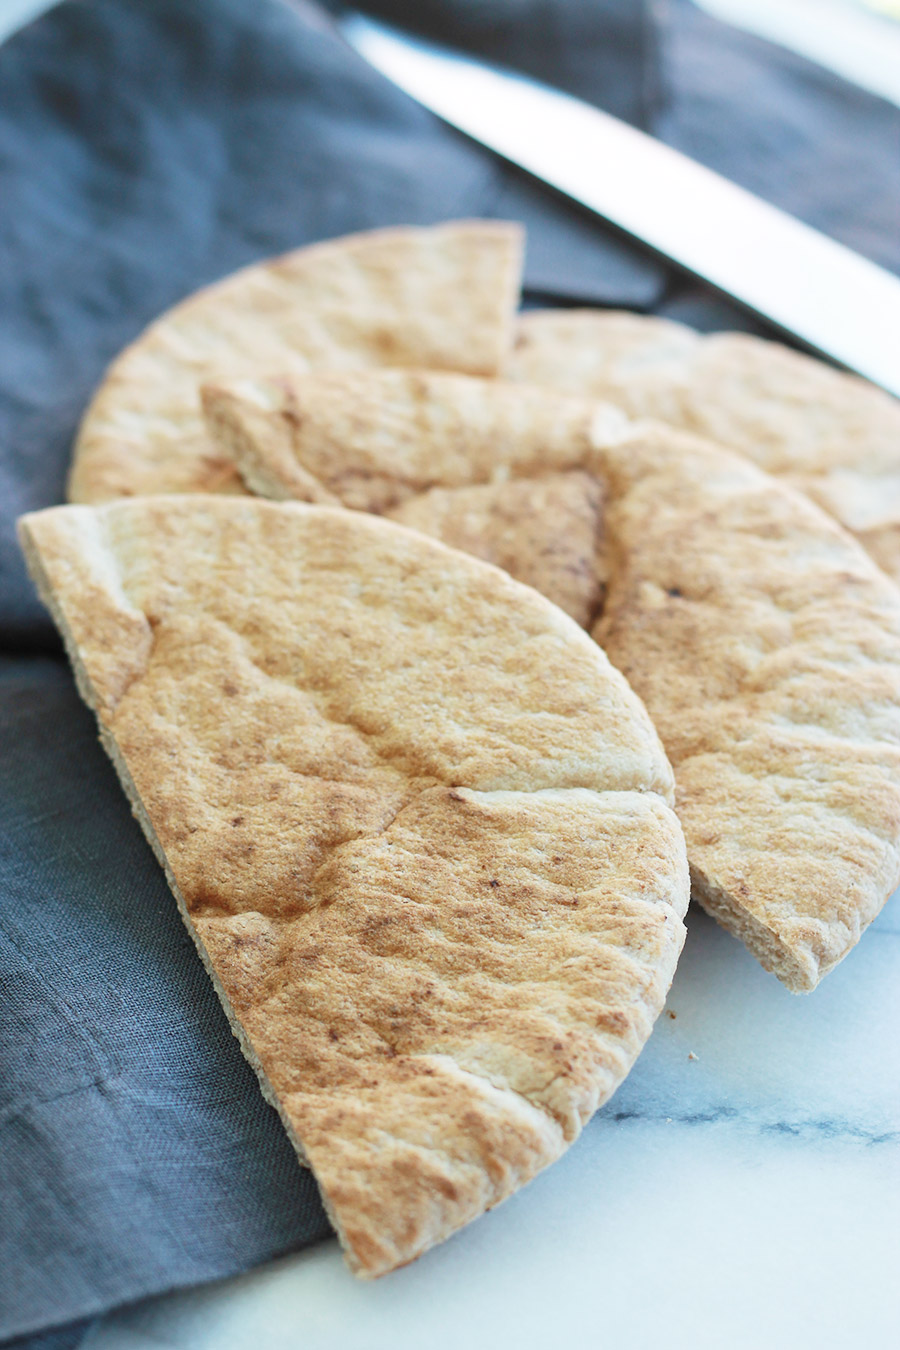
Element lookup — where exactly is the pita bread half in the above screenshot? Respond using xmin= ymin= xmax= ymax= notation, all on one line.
xmin=19 ymin=496 xmax=687 ymax=1277
xmin=67 ymin=221 xmax=523 ymax=504
xmin=506 ymin=309 xmax=900 ymax=584
xmin=203 ymin=370 xmax=900 ymax=991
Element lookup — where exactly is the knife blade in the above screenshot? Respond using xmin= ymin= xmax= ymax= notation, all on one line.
xmin=340 ymin=12 xmax=900 ymax=398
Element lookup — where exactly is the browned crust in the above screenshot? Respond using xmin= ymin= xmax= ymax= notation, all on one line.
xmin=203 ymin=370 xmax=900 ymax=991
xmin=506 ymin=309 xmax=900 ymax=586
xmin=68 ymin=221 xmax=524 ymax=503
xmin=19 ymin=496 xmax=687 ymax=1275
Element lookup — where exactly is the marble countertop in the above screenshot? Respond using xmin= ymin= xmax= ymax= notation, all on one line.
xmin=81 ymin=897 xmax=900 ymax=1350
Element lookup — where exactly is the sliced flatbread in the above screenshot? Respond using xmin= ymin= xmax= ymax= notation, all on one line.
xmin=506 ymin=309 xmax=900 ymax=584
xmin=204 ymin=370 xmax=900 ymax=992
xmin=201 ymin=370 xmax=628 ymax=625
xmin=67 ymin=221 xmax=523 ymax=503
xmin=19 ymin=497 xmax=687 ymax=1277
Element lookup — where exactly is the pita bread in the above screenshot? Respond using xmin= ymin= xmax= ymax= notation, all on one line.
xmin=201 ymin=369 xmax=625 ymax=626
xmin=506 ymin=310 xmax=900 ymax=583
xmin=19 ymin=496 xmax=687 ymax=1277
xmin=67 ymin=221 xmax=523 ymax=504
xmin=204 ymin=370 xmax=900 ymax=992
xmin=391 ymin=473 xmax=608 ymax=629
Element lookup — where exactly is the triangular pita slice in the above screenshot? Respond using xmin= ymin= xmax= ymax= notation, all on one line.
xmin=391 ymin=472 xmax=608 ymax=630
xmin=19 ymin=497 xmax=687 ymax=1277
xmin=201 ymin=369 xmax=624 ymax=626
xmin=204 ymin=370 xmax=900 ymax=991
xmin=506 ymin=309 xmax=900 ymax=584
xmin=67 ymin=221 xmax=523 ymax=503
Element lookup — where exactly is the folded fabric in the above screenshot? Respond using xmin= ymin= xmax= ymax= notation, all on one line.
xmin=1 ymin=0 xmax=897 ymax=1343
xmin=0 ymin=0 xmax=669 ymax=651
xmin=0 ymin=659 xmax=331 ymax=1343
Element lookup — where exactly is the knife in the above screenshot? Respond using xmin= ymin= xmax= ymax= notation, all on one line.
xmin=340 ymin=12 xmax=900 ymax=398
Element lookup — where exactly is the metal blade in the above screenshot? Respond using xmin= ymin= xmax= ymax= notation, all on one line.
xmin=341 ymin=13 xmax=900 ymax=398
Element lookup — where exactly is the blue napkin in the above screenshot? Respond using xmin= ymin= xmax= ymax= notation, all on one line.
xmin=1 ymin=659 xmax=331 ymax=1347
xmin=1 ymin=1 xmax=897 ymax=1344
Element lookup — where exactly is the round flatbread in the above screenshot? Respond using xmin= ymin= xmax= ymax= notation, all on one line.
xmin=67 ymin=221 xmax=523 ymax=503
xmin=506 ymin=309 xmax=900 ymax=584
xmin=19 ymin=497 xmax=687 ymax=1277
xmin=204 ymin=370 xmax=900 ymax=993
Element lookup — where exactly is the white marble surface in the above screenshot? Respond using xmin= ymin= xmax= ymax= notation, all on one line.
xmin=81 ymin=897 xmax=900 ymax=1350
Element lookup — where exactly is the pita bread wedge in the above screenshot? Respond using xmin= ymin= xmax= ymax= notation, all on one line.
xmin=506 ymin=310 xmax=900 ymax=583
xmin=19 ymin=496 xmax=687 ymax=1277
xmin=67 ymin=221 xmax=523 ymax=504
xmin=202 ymin=370 xmax=627 ymax=625
xmin=391 ymin=472 xmax=608 ymax=630
xmin=204 ymin=370 xmax=900 ymax=992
